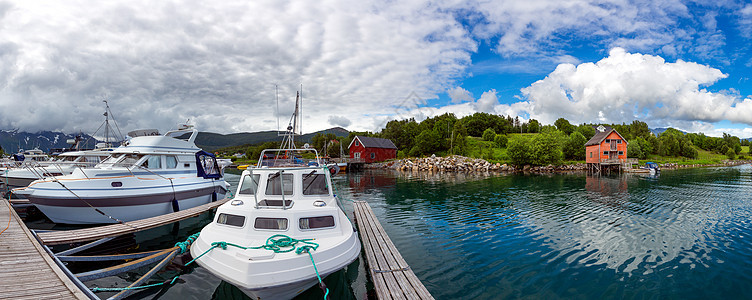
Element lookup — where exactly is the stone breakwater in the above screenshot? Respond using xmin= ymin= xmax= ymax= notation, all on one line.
xmin=366 ymin=156 xmax=752 ymax=173
xmin=367 ymin=155 xmax=586 ymax=172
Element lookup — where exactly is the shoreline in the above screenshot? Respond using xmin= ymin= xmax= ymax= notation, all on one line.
xmin=365 ymin=155 xmax=752 ymax=173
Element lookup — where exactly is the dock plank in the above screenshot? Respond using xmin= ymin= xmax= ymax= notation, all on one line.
xmin=0 ymin=199 xmax=88 ymax=299
xmin=353 ymin=201 xmax=434 ymax=300
xmin=37 ymin=198 xmax=229 ymax=245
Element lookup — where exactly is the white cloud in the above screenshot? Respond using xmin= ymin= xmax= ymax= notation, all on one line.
xmin=327 ymin=115 xmax=351 ymax=127
xmin=518 ymin=48 xmax=752 ymax=129
xmin=447 ymin=86 xmax=473 ymax=103
xmin=0 ymin=0 xmax=476 ymax=134
xmin=474 ymin=89 xmax=499 ymax=113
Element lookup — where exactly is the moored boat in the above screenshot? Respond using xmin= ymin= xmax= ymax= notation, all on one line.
xmin=13 ymin=125 xmax=228 ymax=224
xmin=2 ymin=149 xmax=112 ymax=190
xmin=190 ymin=148 xmax=360 ymax=299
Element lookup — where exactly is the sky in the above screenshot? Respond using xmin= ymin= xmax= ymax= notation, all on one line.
xmin=0 ymin=0 xmax=751 ymax=138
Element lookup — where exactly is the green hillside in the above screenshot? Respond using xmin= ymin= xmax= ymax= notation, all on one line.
xmin=195 ymin=127 xmax=349 ymax=152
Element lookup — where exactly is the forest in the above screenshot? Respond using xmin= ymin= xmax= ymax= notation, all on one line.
xmin=235 ymin=113 xmax=748 ymax=167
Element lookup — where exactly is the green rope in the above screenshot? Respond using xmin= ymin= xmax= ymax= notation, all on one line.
xmin=90 ymin=233 xmax=201 ymax=293
xmin=185 ymin=234 xmax=330 ymax=299
xmin=174 ymin=232 xmax=200 ymax=254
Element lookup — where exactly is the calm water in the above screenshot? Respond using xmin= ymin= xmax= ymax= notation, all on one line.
xmin=52 ymin=165 xmax=752 ymax=299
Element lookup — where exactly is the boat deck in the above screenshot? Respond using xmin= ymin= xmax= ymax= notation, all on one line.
xmin=353 ymin=201 xmax=433 ymax=300
xmin=38 ymin=198 xmax=230 ymax=245
xmin=0 ymin=199 xmax=88 ymax=299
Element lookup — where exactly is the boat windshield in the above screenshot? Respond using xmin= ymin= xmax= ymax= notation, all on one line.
xmin=238 ymin=174 xmax=260 ymax=195
xmin=302 ymin=174 xmax=329 ymax=195
xmin=121 ymin=154 xmax=144 ymax=166
xmin=266 ymin=173 xmax=293 ymax=195
xmin=100 ymin=154 xmax=123 ymax=165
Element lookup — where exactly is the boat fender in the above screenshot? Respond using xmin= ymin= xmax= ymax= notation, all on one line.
xmin=171 ymin=198 xmax=180 ymax=212
xmin=211 ymin=191 xmax=217 ymax=202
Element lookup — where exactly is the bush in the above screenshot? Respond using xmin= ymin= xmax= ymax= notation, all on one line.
xmin=726 ymin=148 xmax=736 ymax=160
xmin=531 ymin=132 xmax=563 ymax=165
xmin=482 ymin=128 xmax=496 ymax=141
xmin=507 ymin=136 xmax=532 ymax=166
xmin=494 ymin=134 xmax=508 ymax=148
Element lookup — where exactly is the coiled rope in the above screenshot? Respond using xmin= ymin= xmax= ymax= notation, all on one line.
xmin=92 ymin=233 xmax=330 ymax=299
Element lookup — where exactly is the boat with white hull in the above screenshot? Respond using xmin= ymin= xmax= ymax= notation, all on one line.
xmin=190 ymin=148 xmax=360 ymax=299
xmin=14 ymin=125 xmax=228 ymax=224
xmin=2 ymin=149 xmax=111 ymax=190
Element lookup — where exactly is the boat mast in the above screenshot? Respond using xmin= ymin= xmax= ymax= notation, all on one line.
xmin=280 ymin=92 xmax=301 ymax=149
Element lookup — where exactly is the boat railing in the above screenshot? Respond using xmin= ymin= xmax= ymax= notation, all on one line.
xmin=248 ymin=168 xmax=295 ymax=210
xmin=256 ymin=148 xmax=322 ymax=168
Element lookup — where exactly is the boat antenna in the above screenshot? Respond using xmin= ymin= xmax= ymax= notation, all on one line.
xmin=276 ymin=84 xmax=280 ymax=136
xmin=299 ymin=83 xmax=302 ymax=137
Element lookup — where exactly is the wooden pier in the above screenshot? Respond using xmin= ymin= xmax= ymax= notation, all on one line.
xmin=38 ymin=197 xmax=229 ymax=245
xmin=353 ymin=201 xmax=433 ymax=300
xmin=0 ymin=199 xmax=88 ymax=299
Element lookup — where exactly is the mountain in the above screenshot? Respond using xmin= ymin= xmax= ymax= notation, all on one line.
xmin=0 ymin=127 xmax=350 ymax=154
xmin=650 ymin=127 xmax=686 ymax=136
xmin=0 ymin=130 xmax=99 ymax=154
xmin=195 ymin=127 xmax=350 ymax=152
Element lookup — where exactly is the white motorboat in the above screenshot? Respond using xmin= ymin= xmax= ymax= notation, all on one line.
xmin=14 ymin=125 xmax=228 ymax=224
xmin=2 ymin=149 xmax=112 ymax=190
xmin=190 ymin=148 xmax=360 ymax=300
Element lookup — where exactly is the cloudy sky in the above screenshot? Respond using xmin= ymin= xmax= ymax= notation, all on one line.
xmin=1 ymin=0 xmax=751 ymax=138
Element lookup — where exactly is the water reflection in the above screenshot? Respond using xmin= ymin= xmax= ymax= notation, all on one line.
xmin=341 ymin=165 xmax=752 ymax=299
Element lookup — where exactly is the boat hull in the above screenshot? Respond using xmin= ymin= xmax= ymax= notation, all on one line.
xmin=25 ymin=182 xmax=226 ymax=224
xmin=192 ymin=226 xmax=360 ymax=300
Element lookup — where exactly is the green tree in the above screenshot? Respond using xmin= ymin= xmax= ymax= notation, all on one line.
xmin=531 ymin=132 xmax=563 ymax=165
xmin=410 ymin=130 xmax=442 ymax=156
xmin=576 ymin=124 xmax=596 ymax=139
xmin=494 ymin=134 xmax=508 ymax=148
xmin=554 ymin=118 xmax=575 ymax=135
xmin=726 ymin=148 xmax=736 ymax=160
xmin=627 ymin=140 xmax=643 ymax=159
xmin=507 ymin=136 xmax=532 ymax=166
xmin=564 ymin=132 xmax=587 ymax=160
xmin=482 ymin=128 xmax=496 ymax=141
xmin=528 ymin=119 xmax=541 ymax=133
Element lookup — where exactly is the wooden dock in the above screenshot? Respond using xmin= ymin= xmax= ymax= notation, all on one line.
xmin=353 ymin=201 xmax=433 ymax=300
xmin=0 ymin=199 xmax=89 ymax=299
xmin=38 ymin=198 xmax=229 ymax=245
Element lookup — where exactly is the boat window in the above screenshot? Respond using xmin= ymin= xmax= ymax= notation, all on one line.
xmin=299 ymin=216 xmax=335 ymax=230
xmin=120 ymin=154 xmax=144 ymax=166
xmin=60 ymin=156 xmax=77 ymax=162
xmin=165 ymin=156 xmax=178 ymax=169
xmin=265 ymin=173 xmax=293 ymax=195
xmin=217 ymin=213 xmax=246 ymax=227
xmin=238 ymin=174 xmax=260 ymax=195
xmin=143 ymin=155 xmax=162 ymax=169
xmin=254 ymin=217 xmax=288 ymax=230
xmin=303 ymin=174 xmax=329 ymax=195
xmin=100 ymin=154 xmax=123 ymax=165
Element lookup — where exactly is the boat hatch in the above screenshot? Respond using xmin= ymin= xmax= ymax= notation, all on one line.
xmin=196 ymin=151 xmax=221 ymax=179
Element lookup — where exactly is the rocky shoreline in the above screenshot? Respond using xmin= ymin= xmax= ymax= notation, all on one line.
xmin=366 ymin=155 xmax=751 ymax=173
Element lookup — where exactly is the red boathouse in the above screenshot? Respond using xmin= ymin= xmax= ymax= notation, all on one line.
xmin=348 ymin=136 xmax=397 ymax=163
xmin=585 ymin=125 xmax=630 ymax=173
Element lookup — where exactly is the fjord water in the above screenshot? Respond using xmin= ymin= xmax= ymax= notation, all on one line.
xmin=337 ymin=165 xmax=752 ymax=299
xmin=75 ymin=165 xmax=752 ymax=299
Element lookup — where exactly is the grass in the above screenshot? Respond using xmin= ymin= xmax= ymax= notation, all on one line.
xmin=464 ymin=134 xmax=748 ymax=167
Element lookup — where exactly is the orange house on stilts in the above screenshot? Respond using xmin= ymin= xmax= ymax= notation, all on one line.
xmin=585 ymin=125 xmax=630 ymax=174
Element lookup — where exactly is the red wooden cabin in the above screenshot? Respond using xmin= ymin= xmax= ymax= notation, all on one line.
xmin=348 ymin=136 xmax=397 ymax=163
xmin=585 ymin=125 xmax=628 ymax=173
